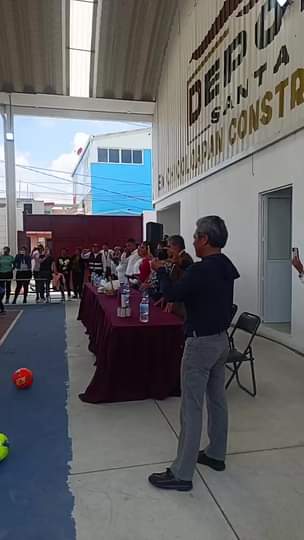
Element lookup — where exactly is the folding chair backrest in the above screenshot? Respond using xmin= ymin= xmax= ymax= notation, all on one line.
xmin=236 ymin=312 xmax=261 ymax=335
xmin=230 ymin=312 xmax=261 ymax=353
xmin=231 ymin=304 xmax=238 ymax=323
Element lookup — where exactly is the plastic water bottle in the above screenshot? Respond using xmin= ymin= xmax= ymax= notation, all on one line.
xmin=91 ymin=272 xmax=96 ymax=286
xmin=139 ymin=291 xmax=149 ymax=323
xmin=124 ymin=283 xmax=130 ymax=308
xmin=121 ymin=283 xmax=130 ymax=308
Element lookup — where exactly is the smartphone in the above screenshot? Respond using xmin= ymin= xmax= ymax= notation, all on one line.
xmin=292 ymin=247 xmax=299 ymax=259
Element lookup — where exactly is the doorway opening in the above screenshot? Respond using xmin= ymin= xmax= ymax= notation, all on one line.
xmin=260 ymin=186 xmax=292 ymax=333
xmin=157 ymin=202 xmax=181 ymax=237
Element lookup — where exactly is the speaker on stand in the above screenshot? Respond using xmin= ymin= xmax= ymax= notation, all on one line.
xmin=146 ymin=222 xmax=164 ymax=255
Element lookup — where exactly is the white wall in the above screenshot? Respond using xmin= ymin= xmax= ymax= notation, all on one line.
xmin=0 ymin=199 xmax=46 ymax=250
xmin=91 ymin=128 xmax=152 ymax=157
xmin=153 ymin=0 xmax=304 ymax=353
xmin=156 ymin=130 xmax=304 ymax=353
xmin=157 ymin=203 xmax=181 ymax=236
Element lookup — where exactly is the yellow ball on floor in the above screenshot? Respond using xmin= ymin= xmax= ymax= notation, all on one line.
xmin=0 ymin=433 xmax=9 ymax=462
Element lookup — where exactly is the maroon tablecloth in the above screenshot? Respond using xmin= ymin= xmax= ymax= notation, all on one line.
xmin=78 ymin=284 xmax=184 ymax=403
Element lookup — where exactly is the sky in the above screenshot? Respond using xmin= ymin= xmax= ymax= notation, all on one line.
xmin=0 ymin=116 xmax=150 ymax=205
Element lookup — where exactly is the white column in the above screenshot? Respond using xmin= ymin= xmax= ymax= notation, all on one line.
xmin=1 ymin=106 xmax=17 ymax=254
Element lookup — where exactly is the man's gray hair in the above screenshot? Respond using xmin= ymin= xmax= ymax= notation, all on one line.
xmin=195 ymin=216 xmax=228 ymax=248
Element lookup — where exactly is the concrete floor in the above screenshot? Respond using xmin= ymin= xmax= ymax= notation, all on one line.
xmin=66 ymin=302 xmax=304 ymax=540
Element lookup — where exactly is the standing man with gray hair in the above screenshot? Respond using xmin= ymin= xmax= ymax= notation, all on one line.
xmin=149 ymin=216 xmax=240 ymax=492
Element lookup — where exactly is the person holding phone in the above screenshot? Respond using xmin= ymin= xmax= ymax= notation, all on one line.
xmin=292 ymin=248 xmax=304 ymax=283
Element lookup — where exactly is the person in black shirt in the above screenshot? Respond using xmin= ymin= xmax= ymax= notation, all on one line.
xmin=13 ymin=247 xmax=32 ymax=304
xmin=39 ymin=248 xmax=54 ymax=302
xmin=70 ymin=248 xmax=85 ymax=298
xmin=57 ymin=248 xmax=71 ymax=299
xmin=149 ymin=216 xmax=240 ymax=492
xmin=81 ymin=245 xmax=103 ymax=277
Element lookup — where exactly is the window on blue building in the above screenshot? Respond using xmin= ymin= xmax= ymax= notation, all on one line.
xmin=132 ymin=150 xmax=143 ymax=164
xmin=109 ymin=149 xmax=120 ymax=163
xmin=121 ymin=149 xmax=132 ymax=163
xmin=98 ymin=148 xmax=108 ymax=162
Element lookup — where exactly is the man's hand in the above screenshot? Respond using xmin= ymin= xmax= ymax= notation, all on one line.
xmin=292 ymin=256 xmax=303 ymax=274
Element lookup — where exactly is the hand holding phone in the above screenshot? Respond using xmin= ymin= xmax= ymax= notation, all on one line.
xmin=292 ymin=247 xmax=299 ymax=259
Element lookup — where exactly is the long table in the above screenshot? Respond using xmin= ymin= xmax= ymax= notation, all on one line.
xmin=78 ymin=284 xmax=184 ymax=403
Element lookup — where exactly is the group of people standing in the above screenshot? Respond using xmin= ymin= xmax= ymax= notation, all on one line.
xmin=0 ymin=245 xmax=85 ymax=313
xmin=81 ymin=237 xmax=195 ymax=319
xmin=0 ymin=235 xmax=196 ymax=314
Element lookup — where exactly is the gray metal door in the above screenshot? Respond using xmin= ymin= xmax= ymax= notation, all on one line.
xmin=262 ymin=191 xmax=292 ymax=323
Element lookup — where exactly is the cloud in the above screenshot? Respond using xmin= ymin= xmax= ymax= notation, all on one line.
xmin=0 ymin=143 xmax=72 ymax=203
xmin=0 ymin=144 xmax=33 ymax=197
xmin=0 ymin=131 xmax=90 ymax=204
xmin=50 ymin=132 xmax=89 ymax=175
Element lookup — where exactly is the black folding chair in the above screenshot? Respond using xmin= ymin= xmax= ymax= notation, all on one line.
xmin=226 ymin=303 xmax=238 ymax=341
xmin=231 ymin=304 xmax=238 ymax=324
xmin=225 ymin=312 xmax=261 ymax=397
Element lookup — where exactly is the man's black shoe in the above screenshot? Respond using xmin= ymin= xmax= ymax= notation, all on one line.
xmin=148 ymin=468 xmax=193 ymax=491
xmin=197 ymin=451 xmax=226 ymax=471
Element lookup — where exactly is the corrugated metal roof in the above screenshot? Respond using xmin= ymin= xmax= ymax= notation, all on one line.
xmin=0 ymin=0 xmax=67 ymax=95
xmin=94 ymin=0 xmax=177 ymax=101
xmin=0 ymin=0 xmax=177 ymax=101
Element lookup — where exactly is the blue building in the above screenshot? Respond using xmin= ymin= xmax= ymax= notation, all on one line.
xmin=72 ymin=128 xmax=153 ymax=216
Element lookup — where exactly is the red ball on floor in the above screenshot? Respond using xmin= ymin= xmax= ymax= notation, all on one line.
xmin=12 ymin=368 xmax=33 ymax=389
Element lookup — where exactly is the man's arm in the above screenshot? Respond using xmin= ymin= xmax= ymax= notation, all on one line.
xmin=81 ymin=250 xmax=91 ymax=260
xmin=292 ymin=256 xmax=304 ymax=284
xmin=158 ymin=265 xmax=197 ymax=302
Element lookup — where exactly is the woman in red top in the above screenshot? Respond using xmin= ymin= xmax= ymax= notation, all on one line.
xmin=138 ymin=242 xmax=152 ymax=284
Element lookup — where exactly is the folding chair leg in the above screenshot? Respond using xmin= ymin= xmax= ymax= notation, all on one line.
xmin=235 ymin=360 xmax=257 ymax=397
xmin=225 ymin=363 xmax=237 ymax=389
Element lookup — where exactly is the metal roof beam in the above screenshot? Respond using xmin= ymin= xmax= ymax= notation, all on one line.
xmin=91 ymin=0 xmax=103 ymax=98
xmin=0 ymin=93 xmax=154 ymax=122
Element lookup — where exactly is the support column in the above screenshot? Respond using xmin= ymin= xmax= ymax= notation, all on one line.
xmin=1 ymin=106 xmax=17 ymax=255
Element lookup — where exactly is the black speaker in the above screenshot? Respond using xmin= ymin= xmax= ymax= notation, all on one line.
xmin=146 ymin=222 xmax=163 ymax=246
